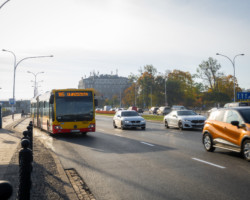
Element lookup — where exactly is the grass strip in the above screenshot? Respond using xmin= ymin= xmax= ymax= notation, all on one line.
xmin=96 ymin=113 xmax=164 ymax=121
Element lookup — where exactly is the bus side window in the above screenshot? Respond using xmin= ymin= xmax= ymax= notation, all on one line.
xmin=50 ymin=104 xmax=55 ymax=122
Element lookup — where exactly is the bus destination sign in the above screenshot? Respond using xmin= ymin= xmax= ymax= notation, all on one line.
xmin=57 ymin=91 xmax=91 ymax=97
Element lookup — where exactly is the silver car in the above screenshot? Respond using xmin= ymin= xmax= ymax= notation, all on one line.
xmin=113 ymin=110 xmax=146 ymax=130
xmin=164 ymin=110 xmax=206 ymax=130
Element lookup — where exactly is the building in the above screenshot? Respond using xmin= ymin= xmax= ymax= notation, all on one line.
xmin=0 ymin=100 xmax=30 ymax=117
xmin=78 ymin=73 xmax=130 ymax=100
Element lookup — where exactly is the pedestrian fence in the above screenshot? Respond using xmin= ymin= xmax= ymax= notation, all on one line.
xmin=0 ymin=121 xmax=34 ymax=200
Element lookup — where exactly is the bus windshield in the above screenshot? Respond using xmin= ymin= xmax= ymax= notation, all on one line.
xmin=56 ymin=96 xmax=94 ymax=122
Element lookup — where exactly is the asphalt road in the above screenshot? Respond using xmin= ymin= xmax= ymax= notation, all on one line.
xmin=35 ymin=115 xmax=250 ymax=200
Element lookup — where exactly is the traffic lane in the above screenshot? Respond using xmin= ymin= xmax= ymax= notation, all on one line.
xmin=51 ymin=131 xmax=249 ymax=200
xmin=51 ymin=131 xmax=176 ymax=200
xmin=97 ymin=115 xmax=248 ymax=166
xmin=96 ymin=116 xmax=250 ymax=190
xmin=34 ymin=117 xmax=250 ymax=200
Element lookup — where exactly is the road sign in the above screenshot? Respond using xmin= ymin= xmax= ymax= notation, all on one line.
xmin=237 ymin=92 xmax=250 ymax=100
xmin=9 ymin=98 xmax=15 ymax=105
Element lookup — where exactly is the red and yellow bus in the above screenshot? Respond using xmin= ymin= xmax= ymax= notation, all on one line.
xmin=31 ymin=89 xmax=97 ymax=134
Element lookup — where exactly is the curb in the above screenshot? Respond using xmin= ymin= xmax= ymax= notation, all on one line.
xmin=7 ymin=117 xmax=79 ymax=200
xmin=48 ymin=148 xmax=79 ymax=200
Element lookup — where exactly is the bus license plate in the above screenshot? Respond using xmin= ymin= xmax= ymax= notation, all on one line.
xmin=71 ymin=130 xmax=80 ymax=133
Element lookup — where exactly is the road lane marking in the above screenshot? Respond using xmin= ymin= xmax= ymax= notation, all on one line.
xmin=140 ymin=142 xmax=154 ymax=146
xmin=192 ymin=158 xmax=226 ymax=169
xmin=91 ymin=148 xmax=104 ymax=152
xmin=97 ymin=129 xmax=105 ymax=132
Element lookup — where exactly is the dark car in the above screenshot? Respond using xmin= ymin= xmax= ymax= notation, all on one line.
xmin=157 ymin=106 xmax=171 ymax=115
xmin=149 ymin=107 xmax=159 ymax=114
xmin=137 ymin=108 xmax=144 ymax=113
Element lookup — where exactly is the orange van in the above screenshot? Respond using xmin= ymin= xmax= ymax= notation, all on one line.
xmin=202 ymin=107 xmax=250 ymax=161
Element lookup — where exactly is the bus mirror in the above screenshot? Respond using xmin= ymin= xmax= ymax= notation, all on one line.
xmin=94 ymin=99 xmax=98 ymax=107
xmin=49 ymin=95 xmax=54 ymax=104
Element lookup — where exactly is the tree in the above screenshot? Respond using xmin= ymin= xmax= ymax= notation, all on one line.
xmin=122 ymin=83 xmax=136 ymax=107
xmin=196 ymin=57 xmax=223 ymax=91
xmin=166 ymin=80 xmax=184 ymax=106
xmin=167 ymin=70 xmax=196 ymax=106
xmin=217 ymin=75 xmax=241 ymax=101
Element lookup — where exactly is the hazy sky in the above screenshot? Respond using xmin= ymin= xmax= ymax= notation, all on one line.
xmin=0 ymin=0 xmax=249 ymax=100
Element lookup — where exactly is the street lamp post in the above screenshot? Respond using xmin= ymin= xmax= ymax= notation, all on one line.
xmin=2 ymin=49 xmax=53 ymax=119
xmin=27 ymin=71 xmax=44 ymax=97
xmin=164 ymin=78 xmax=167 ymax=106
xmin=216 ymin=53 xmax=244 ymax=102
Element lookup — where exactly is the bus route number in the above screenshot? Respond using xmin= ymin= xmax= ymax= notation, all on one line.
xmin=58 ymin=92 xmax=89 ymax=97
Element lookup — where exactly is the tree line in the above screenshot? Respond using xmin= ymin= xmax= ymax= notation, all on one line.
xmin=103 ymin=57 xmax=242 ymax=109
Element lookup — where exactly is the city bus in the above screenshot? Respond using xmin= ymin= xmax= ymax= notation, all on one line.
xmin=31 ymin=89 xmax=98 ymax=134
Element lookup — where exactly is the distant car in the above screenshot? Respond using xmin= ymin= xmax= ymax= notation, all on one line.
xmin=224 ymin=102 xmax=250 ymax=108
xmin=157 ymin=106 xmax=171 ymax=115
xmin=171 ymin=105 xmax=187 ymax=110
xmin=202 ymin=107 xmax=250 ymax=161
xmin=113 ymin=110 xmax=146 ymax=130
xmin=116 ymin=108 xmax=124 ymax=112
xmin=128 ymin=106 xmax=138 ymax=112
xmin=137 ymin=108 xmax=144 ymax=113
xmin=164 ymin=110 xmax=206 ymax=130
xmin=149 ymin=107 xmax=159 ymax=114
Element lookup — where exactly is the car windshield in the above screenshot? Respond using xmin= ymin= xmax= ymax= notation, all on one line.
xmin=177 ymin=110 xmax=196 ymax=116
xmin=121 ymin=111 xmax=139 ymax=117
xmin=238 ymin=109 xmax=250 ymax=123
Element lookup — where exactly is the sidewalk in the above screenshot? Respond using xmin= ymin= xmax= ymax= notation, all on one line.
xmin=0 ymin=115 xmax=78 ymax=200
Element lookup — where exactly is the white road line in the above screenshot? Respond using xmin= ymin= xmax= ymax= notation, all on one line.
xmin=97 ymin=129 xmax=105 ymax=132
xmin=91 ymin=148 xmax=104 ymax=152
xmin=140 ymin=141 xmax=155 ymax=146
xmin=192 ymin=158 xmax=226 ymax=169
xmin=114 ymin=134 xmax=122 ymax=137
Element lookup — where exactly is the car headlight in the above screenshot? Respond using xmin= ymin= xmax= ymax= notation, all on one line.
xmin=124 ymin=120 xmax=130 ymax=123
xmin=183 ymin=119 xmax=190 ymax=122
xmin=141 ymin=120 xmax=145 ymax=123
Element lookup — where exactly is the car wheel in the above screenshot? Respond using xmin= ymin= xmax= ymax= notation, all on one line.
xmin=178 ymin=121 xmax=183 ymax=130
xmin=121 ymin=122 xmax=125 ymax=130
xmin=113 ymin=121 xmax=117 ymax=128
xmin=141 ymin=127 xmax=146 ymax=130
xmin=242 ymin=140 xmax=250 ymax=161
xmin=165 ymin=120 xmax=169 ymax=128
xmin=203 ymin=133 xmax=215 ymax=152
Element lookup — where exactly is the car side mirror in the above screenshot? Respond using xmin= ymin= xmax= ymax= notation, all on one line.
xmin=94 ymin=99 xmax=98 ymax=107
xmin=117 ymin=115 xmax=121 ymax=118
xmin=231 ymin=121 xmax=239 ymax=127
xmin=173 ymin=115 xmax=177 ymax=118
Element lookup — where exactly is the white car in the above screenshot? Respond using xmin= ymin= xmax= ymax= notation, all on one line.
xmin=164 ymin=110 xmax=206 ymax=130
xmin=113 ymin=110 xmax=146 ymax=130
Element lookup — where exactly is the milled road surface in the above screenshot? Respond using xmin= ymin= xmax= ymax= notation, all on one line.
xmin=35 ymin=115 xmax=250 ymax=200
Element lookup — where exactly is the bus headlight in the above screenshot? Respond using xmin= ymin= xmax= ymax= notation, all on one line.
xmin=54 ymin=125 xmax=62 ymax=130
xmin=88 ymin=124 xmax=95 ymax=128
